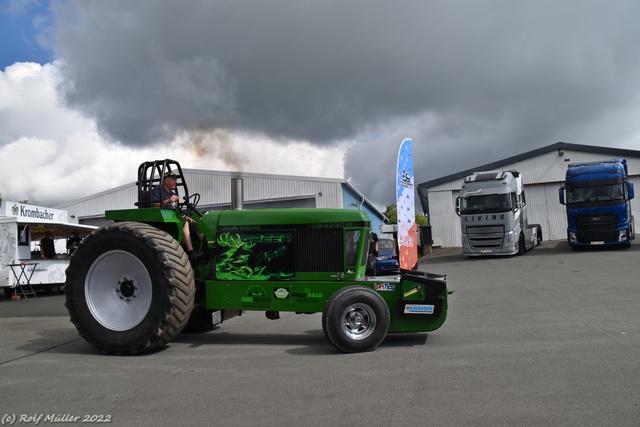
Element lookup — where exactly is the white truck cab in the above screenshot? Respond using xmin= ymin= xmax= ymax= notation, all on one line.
xmin=455 ymin=170 xmax=541 ymax=256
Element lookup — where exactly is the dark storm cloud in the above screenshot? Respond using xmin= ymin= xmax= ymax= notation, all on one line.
xmin=50 ymin=0 xmax=640 ymax=207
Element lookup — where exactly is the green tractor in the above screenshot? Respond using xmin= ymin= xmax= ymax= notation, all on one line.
xmin=65 ymin=159 xmax=449 ymax=354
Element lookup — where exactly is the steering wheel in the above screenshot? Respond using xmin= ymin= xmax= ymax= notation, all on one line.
xmin=180 ymin=193 xmax=202 ymax=218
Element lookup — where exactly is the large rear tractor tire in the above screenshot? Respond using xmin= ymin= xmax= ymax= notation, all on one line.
xmin=65 ymin=221 xmax=195 ymax=355
xmin=322 ymin=286 xmax=390 ymax=353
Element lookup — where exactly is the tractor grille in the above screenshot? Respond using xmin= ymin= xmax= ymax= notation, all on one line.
xmin=576 ymin=213 xmax=617 ymax=242
xmin=295 ymin=228 xmax=343 ymax=272
xmin=466 ymin=226 xmax=505 ymax=250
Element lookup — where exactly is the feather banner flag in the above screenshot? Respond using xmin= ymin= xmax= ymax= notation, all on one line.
xmin=396 ymin=138 xmax=418 ymax=270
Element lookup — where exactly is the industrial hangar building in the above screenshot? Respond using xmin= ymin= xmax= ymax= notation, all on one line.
xmin=57 ymin=168 xmax=386 ymax=231
xmin=417 ymin=142 xmax=640 ymax=248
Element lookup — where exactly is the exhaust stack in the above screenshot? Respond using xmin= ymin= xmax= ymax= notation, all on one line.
xmin=231 ymin=177 xmax=243 ymax=210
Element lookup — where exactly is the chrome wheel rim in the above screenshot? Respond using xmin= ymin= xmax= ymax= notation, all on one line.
xmin=341 ymin=303 xmax=377 ymax=340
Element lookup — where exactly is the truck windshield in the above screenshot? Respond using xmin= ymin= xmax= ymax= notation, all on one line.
xmin=460 ymin=194 xmax=511 ymax=214
xmin=566 ymin=184 xmax=625 ymax=204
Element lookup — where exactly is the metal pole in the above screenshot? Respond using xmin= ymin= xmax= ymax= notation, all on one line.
xmin=231 ymin=177 xmax=243 ymax=210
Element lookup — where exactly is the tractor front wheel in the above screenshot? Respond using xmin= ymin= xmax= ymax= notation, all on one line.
xmin=65 ymin=221 xmax=195 ymax=355
xmin=322 ymin=286 xmax=390 ymax=353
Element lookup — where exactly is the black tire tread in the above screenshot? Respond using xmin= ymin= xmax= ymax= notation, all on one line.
xmin=517 ymin=233 xmax=526 ymax=255
xmin=65 ymin=221 xmax=195 ymax=355
xmin=322 ymin=286 xmax=390 ymax=353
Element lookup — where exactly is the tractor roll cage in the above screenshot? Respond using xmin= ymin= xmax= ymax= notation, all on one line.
xmin=135 ymin=159 xmax=190 ymax=209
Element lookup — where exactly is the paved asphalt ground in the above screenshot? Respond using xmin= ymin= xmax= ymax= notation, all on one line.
xmin=1 ymin=240 xmax=639 ymax=426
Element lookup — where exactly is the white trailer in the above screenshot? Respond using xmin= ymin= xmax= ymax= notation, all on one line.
xmin=0 ymin=201 xmax=97 ymax=297
xmin=455 ymin=170 xmax=542 ymax=256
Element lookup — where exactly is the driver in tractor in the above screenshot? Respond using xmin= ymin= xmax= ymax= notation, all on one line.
xmin=152 ymin=171 xmax=203 ymax=262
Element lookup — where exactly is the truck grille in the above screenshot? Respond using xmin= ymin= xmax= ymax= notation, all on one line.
xmin=466 ymin=226 xmax=505 ymax=249
xmin=576 ymin=213 xmax=617 ymax=242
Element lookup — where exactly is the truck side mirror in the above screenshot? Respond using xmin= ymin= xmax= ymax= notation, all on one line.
xmin=559 ymin=187 xmax=566 ymax=205
xmin=628 ymin=182 xmax=634 ymax=200
xmin=455 ymin=197 xmax=460 ymax=216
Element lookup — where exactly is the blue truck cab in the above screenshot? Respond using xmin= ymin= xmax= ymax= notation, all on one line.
xmin=559 ymin=159 xmax=635 ymax=248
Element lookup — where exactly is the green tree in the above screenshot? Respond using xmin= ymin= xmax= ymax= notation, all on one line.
xmin=383 ymin=204 xmax=397 ymax=224
xmin=383 ymin=204 xmax=429 ymax=226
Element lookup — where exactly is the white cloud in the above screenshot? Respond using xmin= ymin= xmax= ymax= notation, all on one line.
xmin=0 ymin=62 xmax=346 ymax=207
xmin=6 ymin=2 xmax=640 ymax=211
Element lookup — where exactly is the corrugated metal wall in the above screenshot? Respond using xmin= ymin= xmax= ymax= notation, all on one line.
xmin=525 ymin=184 xmax=567 ymax=241
xmin=428 ymin=191 xmax=460 ymax=247
xmin=426 ymin=148 xmax=640 ymax=247
xmin=57 ymin=170 xmax=346 ymax=222
xmin=186 ymin=170 xmax=345 ymax=209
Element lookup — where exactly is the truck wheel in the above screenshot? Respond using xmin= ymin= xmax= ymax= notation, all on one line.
xmin=517 ymin=233 xmax=526 ymax=255
xmin=536 ymin=226 xmax=543 ymax=245
xmin=322 ymin=286 xmax=390 ymax=353
xmin=65 ymin=221 xmax=195 ymax=355
xmin=44 ymin=283 xmax=61 ymax=294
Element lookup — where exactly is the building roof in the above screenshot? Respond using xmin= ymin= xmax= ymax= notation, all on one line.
xmin=417 ymin=142 xmax=640 ymax=191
